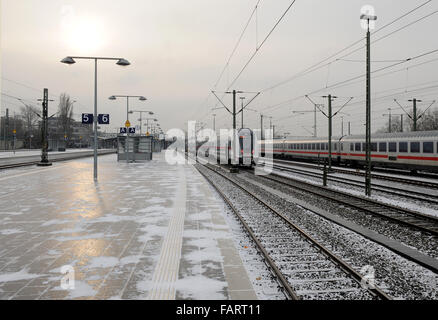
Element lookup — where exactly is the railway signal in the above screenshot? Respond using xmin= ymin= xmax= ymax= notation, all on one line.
xmin=37 ymin=88 xmax=54 ymax=167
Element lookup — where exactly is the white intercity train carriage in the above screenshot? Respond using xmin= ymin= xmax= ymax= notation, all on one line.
xmin=260 ymin=131 xmax=438 ymax=172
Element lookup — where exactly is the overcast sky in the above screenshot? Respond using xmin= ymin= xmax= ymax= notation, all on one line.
xmin=1 ymin=0 xmax=438 ymax=137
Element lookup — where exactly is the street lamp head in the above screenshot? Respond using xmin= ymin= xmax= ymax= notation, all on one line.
xmin=139 ymin=96 xmax=147 ymax=101
xmin=116 ymin=58 xmax=131 ymax=66
xmin=108 ymin=96 xmax=117 ymax=100
xmin=149 ymin=112 xmax=154 ymax=115
xmin=360 ymin=14 xmax=377 ymax=21
xmin=61 ymin=57 xmax=76 ymax=65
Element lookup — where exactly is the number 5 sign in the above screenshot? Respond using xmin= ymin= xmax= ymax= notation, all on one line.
xmin=98 ymin=114 xmax=110 ymax=125
xmin=82 ymin=113 xmax=93 ymax=124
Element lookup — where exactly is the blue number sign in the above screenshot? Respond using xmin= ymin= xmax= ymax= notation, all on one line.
xmin=98 ymin=114 xmax=110 ymax=125
xmin=82 ymin=113 xmax=93 ymax=124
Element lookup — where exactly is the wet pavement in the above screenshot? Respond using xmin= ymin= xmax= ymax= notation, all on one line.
xmin=0 ymin=152 xmax=256 ymax=300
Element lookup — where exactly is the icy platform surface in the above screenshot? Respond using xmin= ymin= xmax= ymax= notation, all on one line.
xmin=0 ymin=153 xmax=256 ymax=300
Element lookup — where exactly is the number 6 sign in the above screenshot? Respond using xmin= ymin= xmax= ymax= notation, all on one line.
xmin=98 ymin=114 xmax=110 ymax=125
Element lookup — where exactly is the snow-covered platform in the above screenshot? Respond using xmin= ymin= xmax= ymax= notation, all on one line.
xmin=0 ymin=152 xmax=257 ymax=300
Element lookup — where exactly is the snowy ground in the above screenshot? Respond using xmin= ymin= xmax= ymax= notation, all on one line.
xmin=0 ymin=152 xmax=256 ymax=300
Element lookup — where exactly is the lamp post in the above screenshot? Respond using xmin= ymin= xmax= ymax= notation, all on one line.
xmin=108 ymin=95 xmax=147 ymax=124
xmin=144 ymin=118 xmax=158 ymax=135
xmin=109 ymin=95 xmax=147 ymax=164
xmin=361 ymin=11 xmax=377 ymax=197
xmin=61 ymin=56 xmax=130 ymax=181
xmin=129 ymin=110 xmax=154 ymax=135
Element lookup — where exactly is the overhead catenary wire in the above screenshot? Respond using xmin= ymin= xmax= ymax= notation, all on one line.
xmin=225 ymin=0 xmax=298 ymax=92
xmin=260 ymin=0 xmax=435 ymax=93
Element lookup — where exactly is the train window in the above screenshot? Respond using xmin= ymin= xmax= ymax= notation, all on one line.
xmin=371 ymin=143 xmax=377 ymax=152
xmin=355 ymin=143 xmax=361 ymax=152
xmin=362 ymin=143 xmax=366 ymax=151
xmin=325 ymin=143 xmax=329 ymax=150
xmin=423 ymin=142 xmax=433 ymax=154
xmin=350 ymin=144 xmax=354 ymax=151
xmin=311 ymin=144 xmax=315 ymax=150
xmin=410 ymin=142 xmax=420 ymax=153
xmin=340 ymin=144 xmax=344 ymax=151
xmin=333 ymin=144 xmax=337 ymax=151
xmin=389 ymin=142 xmax=397 ymax=152
xmin=399 ymin=142 xmax=408 ymax=153
xmin=307 ymin=143 xmax=311 ymax=150
xmin=379 ymin=142 xmax=387 ymax=152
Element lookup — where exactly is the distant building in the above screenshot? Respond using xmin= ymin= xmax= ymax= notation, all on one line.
xmin=45 ymin=117 xmax=93 ymax=149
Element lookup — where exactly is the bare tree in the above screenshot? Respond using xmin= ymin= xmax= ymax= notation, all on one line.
xmin=405 ymin=108 xmax=438 ymax=131
xmin=20 ymin=104 xmax=39 ymax=131
xmin=57 ymin=93 xmax=74 ymax=141
xmin=19 ymin=104 xmax=40 ymax=148
xmin=376 ymin=116 xmax=403 ymax=133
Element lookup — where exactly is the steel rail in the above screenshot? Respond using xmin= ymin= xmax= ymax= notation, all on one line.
xmin=198 ymin=163 xmax=391 ymax=300
xmin=271 ymin=163 xmax=438 ymax=205
xmin=257 ymin=171 xmax=438 ymax=236
xmin=196 ymin=165 xmax=299 ymax=300
xmin=273 ymin=158 xmax=438 ymax=190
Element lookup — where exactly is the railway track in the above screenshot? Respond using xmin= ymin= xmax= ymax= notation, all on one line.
xmin=273 ymin=159 xmax=438 ymax=190
xmin=0 ymin=150 xmax=116 ymax=170
xmin=196 ymin=163 xmax=391 ymax=300
xmin=271 ymin=163 xmax=438 ymax=205
xmin=254 ymin=168 xmax=438 ymax=237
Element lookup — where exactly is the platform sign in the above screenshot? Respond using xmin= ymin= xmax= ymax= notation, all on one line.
xmin=128 ymin=128 xmax=136 ymax=134
xmin=82 ymin=113 xmax=94 ymax=124
xmin=98 ymin=114 xmax=110 ymax=125
xmin=120 ymin=127 xmax=127 ymax=134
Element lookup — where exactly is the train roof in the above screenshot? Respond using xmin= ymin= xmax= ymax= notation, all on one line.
xmin=265 ymin=130 xmax=438 ymax=143
xmin=342 ymin=130 xmax=438 ymax=141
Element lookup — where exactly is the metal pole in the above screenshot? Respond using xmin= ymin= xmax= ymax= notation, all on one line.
xmin=94 ymin=59 xmax=98 ymax=181
xmin=241 ymin=99 xmax=244 ymax=129
xmin=13 ymin=112 xmax=16 ymax=154
xmin=365 ymin=20 xmax=372 ymax=197
xmin=328 ymin=95 xmax=332 ymax=169
xmin=413 ymin=99 xmax=417 ymax=131
xmin=314 ymin=104 xmax=317 ymax=137
xmin=341 ymin=117 xmax=344 ymax=136
xmin=37 ymin=88 xmax=51 ymax=166
xmin=126 ymin=97 xmax=129 ymax=122
xmin=261 ymin=114 xmax=264 ymax=140
xmin=233 ymin=90 xmax=236 ymax=131
xmin=140 ymin=112 xmax=142 ymax=135
xmin=400 ymin=114 xmax=403 ymax=132
xmin=388 ymin=109 xmax=392 ymax=133
xmin=5 ymin=108 xmax=9 ymax=150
